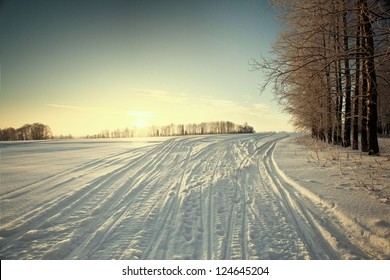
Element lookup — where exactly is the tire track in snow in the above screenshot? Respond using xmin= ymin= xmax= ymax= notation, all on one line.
xmin=257 ymin=138 xmax=338 ymax=259
xmin=226 ymin=133 xmax=311 ymax=259
xmin=248 ymin=136 xmax=298 ymax=259
xmin=0 ymin=155 xmax=152 ymax=259
xmin=70 ymin=138 xmax=192 ymax=259
xmin=205 ymin=146 xmax=225 ymax=259
xmin=2 ymin=133 xmax=372 ymax=260
xmin=106 ymin=137 xmax=204 ymax=259
xmin=139 ymin=138 xmax=196 ymax=259
xmin=261 ymin=139 xmax=369 ymax=259
xmin=220 ymin=133 xmax=276 ymax=259
xmin=0 ymin=145 xmax=156 ymax=200
xmin=0 ymin=138 xmax=181 ymax=259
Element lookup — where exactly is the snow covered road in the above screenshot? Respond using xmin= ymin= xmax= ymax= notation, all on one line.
xmin=0 ymin=133 xmax=388 ymax=259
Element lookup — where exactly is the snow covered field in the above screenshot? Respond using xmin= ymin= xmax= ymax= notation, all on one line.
xmin=0 ymin=133 xmax=389 ymax=259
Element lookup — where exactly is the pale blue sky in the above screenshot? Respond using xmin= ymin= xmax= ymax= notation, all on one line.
xmin=0 ymin=0 xmax=292 ymax=136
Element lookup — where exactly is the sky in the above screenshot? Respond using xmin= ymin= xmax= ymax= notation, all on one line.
xmin=0 ymin=0 xmax=293 ymax=137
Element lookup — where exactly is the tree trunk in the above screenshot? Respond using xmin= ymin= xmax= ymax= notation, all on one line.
xmin=342 ymin=3 xmax=351 ymax=147
xmin=360 ymin=0 xmax=380 ymax=155
xmin=351 ymin=21 xmax=361 ymax=150
xmin=361 ymin=61 xmax=369 ymax=152
xmin=359 ymin=0 xmax=368 ymax=152
xmin=333 ymin=6 xmax=343 ymax=146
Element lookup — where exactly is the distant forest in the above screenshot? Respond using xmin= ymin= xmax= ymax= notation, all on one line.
xmin=0 ymin=121 xmax=254 ymax=141
xmin=85 ymin=121 xmax=254 ymax=139
xmin=0 ymin=123 xmax=52 ymax=141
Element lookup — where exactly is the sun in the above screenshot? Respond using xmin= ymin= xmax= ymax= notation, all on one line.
xmin=127 ymin=110 xmax=153 ymax=129
xmin=134 ymin=117 xmax=149 ymax=129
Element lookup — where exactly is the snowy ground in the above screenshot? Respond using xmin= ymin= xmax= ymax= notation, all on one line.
xmin=0 ymin=133 xmax=389 ymax=260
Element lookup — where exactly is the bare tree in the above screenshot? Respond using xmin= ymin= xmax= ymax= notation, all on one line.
xmin=252 ymin=0 xmax=389 ymax=155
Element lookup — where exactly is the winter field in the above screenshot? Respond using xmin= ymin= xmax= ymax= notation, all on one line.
xmin=0 ymin=133 xmax=389 ymax=260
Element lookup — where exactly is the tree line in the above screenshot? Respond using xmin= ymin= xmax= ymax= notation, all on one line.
xmin=1 ymin=121 xmax=254 ymax=141
xmin=0 ymin=123 xmax=52 ymax=141
xmin=84 ymin=128 xmax=134 ymax=139
xmin=84 ymin=121 xmax=254 ymax=139
xmin=253 ymin=0 xmax=390 ymax=155
xmin=147 ymin=121 xmax=254 ymax=137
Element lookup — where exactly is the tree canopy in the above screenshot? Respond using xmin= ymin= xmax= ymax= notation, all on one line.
xmin=253 ymin=0 xmax=390 ymax=155
xmin=0 ymin=123 xmax=52 ymax=141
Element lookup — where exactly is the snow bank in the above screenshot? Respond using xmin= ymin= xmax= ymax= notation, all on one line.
xmin=273 ymin=135 xmax=390 ymax=259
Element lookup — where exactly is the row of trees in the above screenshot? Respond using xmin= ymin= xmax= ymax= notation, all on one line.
xmin=253 ymin=0 xmax=390 ymax=155
xmin=0 ymin=121 xmax=254 ymax=141
xmin=84 ymin=128 xmax=134 ymax=139
xmin=84 ymin=121 xmax=255 ymax=139
xmin=0 ymin=123 xmax=52 ymax=141
xmin=148 ymin=121 xmax=254 ymax=137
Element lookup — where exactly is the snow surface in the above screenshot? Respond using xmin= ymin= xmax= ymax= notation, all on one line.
xmin=0 ymin=133 xmax=389 ymax=259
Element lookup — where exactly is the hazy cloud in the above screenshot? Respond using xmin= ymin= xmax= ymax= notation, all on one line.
xmin=46 ymin=104 xmax=98 ymax=111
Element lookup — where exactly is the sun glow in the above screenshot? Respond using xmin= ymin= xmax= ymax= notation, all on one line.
xmin=127 ymin=110 xmax=153 ymax=129
xmin=134 ymin=117 xmax=149 ymax=129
